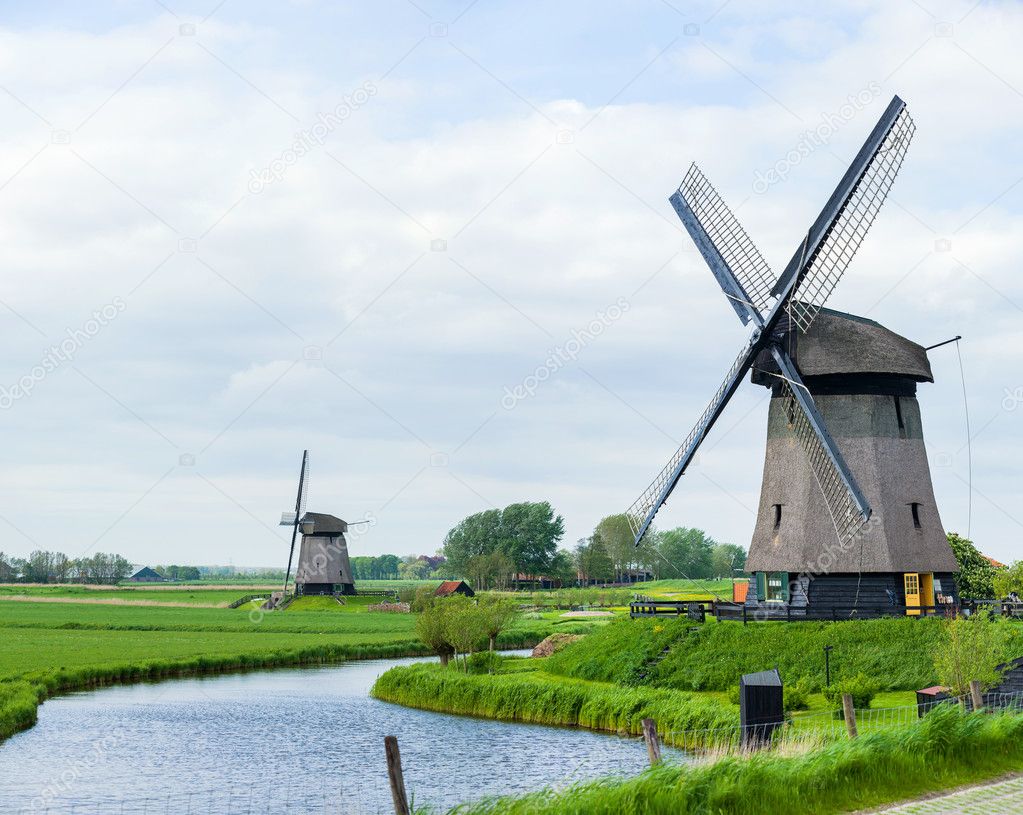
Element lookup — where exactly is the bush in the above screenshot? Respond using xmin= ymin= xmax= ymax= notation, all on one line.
xmin=823 ymin=672 xmax=879 ymax=712
xmin=467 ymin=652 xmax=503 ymax=675
xmin=784 ymin=677 xmax=812 ymax=712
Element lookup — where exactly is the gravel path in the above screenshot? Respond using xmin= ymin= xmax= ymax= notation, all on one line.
xmin=881 ymin=775 xmax=1023 ymax=814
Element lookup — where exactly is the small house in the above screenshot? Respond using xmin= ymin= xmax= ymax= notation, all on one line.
xmin=434 ymin=580 xmax=475 ymax=598
xmin=127 ymin=566 xmax=167 ymax=583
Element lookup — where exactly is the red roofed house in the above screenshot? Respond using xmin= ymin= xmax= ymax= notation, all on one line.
xmin=434 ymin=580 xmax=475 ymax=598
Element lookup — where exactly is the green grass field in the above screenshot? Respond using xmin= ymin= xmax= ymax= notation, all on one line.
xmin=0 ymin=583 xmax=584 ymax=744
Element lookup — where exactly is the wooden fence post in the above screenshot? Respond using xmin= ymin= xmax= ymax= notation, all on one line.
xmin=969 ymin=680 xmax=985 ymax=712
xmin=641 ymin=718 xmax=662 ymax=766
xmin=842 ymin=693 xmax=858 ymax=739
xmin=384 ymin=735 xmax=410 ymax=815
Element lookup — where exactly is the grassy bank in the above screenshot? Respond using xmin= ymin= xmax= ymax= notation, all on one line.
xmin=545 ymin=616 xmax=1023 ymax=691
xmin=448 ymin=707 xmax=1023 ymax=815
xmin=371 ymin=662 xmax=736 ymax=744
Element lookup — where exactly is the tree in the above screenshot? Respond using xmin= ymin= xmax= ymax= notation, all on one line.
xmin=948 ymin=532 xmax=996 ymax=598
xmin=415 ymin=598 xmax=455 ymax=666
xmin=547 ymin=549 xmax=576 ymax=587
xmin=656 ymin=527 xmax=715 ymax=580
xmin=0 ymin=552 xmax=14 ymax=582
xmin=575 ymin=536 xmax=614 ymax=584
xmin=710 ymin=543 xmax=747 ymax=578
xmin=594 ymin=514 xmax=634 ymax=581
xmin=499 ymin=501 xmax=564 ymax=577
xmin=933 ymin=613 xmax=1006 ymax=697
xmin=442 ymin=595 xmax=489 ymax=671
xmin=398 ymin=556 xmax=430 ymax=580
xmin=994 ymin=561 xmax=1023 ymax=599
xmin=480 ymin=596 xmax=519 ymax=651
xmin=442 ymin=509 xmax=503 ymax=574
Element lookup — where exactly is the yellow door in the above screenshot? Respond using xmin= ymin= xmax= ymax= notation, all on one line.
xmin=920 ymin=573 xmax=935 ymax=615
xmin=904 ymin=573 xmax=921 ymax=616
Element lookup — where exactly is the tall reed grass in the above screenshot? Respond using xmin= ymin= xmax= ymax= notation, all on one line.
xmin=448 ymin=706 xmax=1023 ymax=815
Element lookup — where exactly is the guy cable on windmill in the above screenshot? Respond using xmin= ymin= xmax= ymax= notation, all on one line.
xmin=627 ymin=95 xmax=959 ymax=620
xmin=264 ymin=450 xmax=371 ymax=609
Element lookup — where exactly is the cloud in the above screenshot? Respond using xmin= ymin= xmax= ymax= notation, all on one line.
xmin=0 ymin=1 xmax=1019 ymax=566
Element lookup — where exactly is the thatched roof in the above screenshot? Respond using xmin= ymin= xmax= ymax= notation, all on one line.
xmin=299 ymin=512 xmax=348 ymax=536
xmin=753 ymin=308 xmax=933 ymax=386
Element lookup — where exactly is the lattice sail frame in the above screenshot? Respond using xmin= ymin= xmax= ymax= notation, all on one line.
xmin=626 ymin=342 xmax=753 ymax=539
xmin=678 ymin=163 xmax=778 ymax=315
xmin=298 ymin=451 xmax=310 ymax=517
xmin=779 ymin=380 xmax=869 ymax=545
xmin=786 ymin=108 xmax=915 ymax=333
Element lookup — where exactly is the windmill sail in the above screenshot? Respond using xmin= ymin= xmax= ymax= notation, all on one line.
xmin=671 ymin=163 xmax=777 ymax=322
xmin=282 ymin=450 xmax=310 ymax=593
xmin=769 ymin=346 xmax=871 ymax=544
xmin=771 ymin=97 xmax=915 ymax=332
xmin=632 ymin=96 xmax=915 ymax=548
xmin=627 ymin=340 xmax=758 ymax=544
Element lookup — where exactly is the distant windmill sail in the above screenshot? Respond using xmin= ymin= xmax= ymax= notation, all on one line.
xmin=282 ymin=450 xmax=310 ymax=593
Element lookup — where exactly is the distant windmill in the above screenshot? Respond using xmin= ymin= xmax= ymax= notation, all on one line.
xmin=628 ymin=95 xmax=958 ymax=617
xmin=277 ymin=450 xmax=367 ymax=598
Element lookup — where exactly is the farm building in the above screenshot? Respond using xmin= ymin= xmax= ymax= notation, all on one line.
xmin=127 ymin=566 xmax=167 ymax=583
xmin=435 ymin=580 xmax=474 ymax=598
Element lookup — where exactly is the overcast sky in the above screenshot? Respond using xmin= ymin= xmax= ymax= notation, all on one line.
xmin=0 ymin=0 xmax=1019 ymax=569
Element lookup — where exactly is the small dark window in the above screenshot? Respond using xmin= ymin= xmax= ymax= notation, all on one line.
xmin=773 ymin=504 xmax=782 ymax=529
xmin=894 ymin=396 xmax=905 ymax=430
xmin=911 ymin=502 xmax=922 ymax=529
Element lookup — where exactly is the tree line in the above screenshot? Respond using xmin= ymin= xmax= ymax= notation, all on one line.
xmin=577 ymin=514 xmax=746 ymax=584
xmin=0 ymin=550 xmax=134 ymax=584
xmin=350 ymin=554 xmax=456 ymax=581
xmin=440 ymin=503 xmax=746 ymax=590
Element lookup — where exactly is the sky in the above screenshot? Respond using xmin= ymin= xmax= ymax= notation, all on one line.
xmin=0 ymin=0 xmax=1019 ymax=569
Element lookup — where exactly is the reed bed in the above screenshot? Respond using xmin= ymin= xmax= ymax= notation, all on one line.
xmin=447 ymin=707 xmax=1023 ymax=815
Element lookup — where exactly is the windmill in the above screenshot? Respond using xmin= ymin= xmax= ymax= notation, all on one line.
xmin=628 ymin=95 xmax=958 ymax=618
xmin=277 ymin=450 xmax=363 ymax=598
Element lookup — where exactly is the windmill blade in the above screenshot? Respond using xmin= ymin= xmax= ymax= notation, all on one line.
xmin=627 ymin=339 xmax=759 ymax=545
xmin=769 ymin=346 xmax=871 ymax=544
xmin=671 ymin=163 xmax=776 ymax=324
xmin=297 ymin=450 xmax=310 ymax=516
xmin=771 ymin=96 xmax=915 ymax=333
xmin=282 ymin=449 xmax=310 ymax=594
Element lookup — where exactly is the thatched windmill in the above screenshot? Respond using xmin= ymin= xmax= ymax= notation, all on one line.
xmin=627 ymin=96 xmax=958 ymax=618
xmin=278 ymin=451 xmax=359 ymax=597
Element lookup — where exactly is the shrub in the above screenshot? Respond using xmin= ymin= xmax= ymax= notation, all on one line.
xmin=467 ymin=652 xmax=503 ymax=675
xmin=823 ymin=673 xmax=879 ymax=711
xmin=784 ymin=677 xmax=811 ymax=712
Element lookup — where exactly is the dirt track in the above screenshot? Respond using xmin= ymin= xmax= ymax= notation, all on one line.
xmin=0 ymin=595 xmax=231 ymax=609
